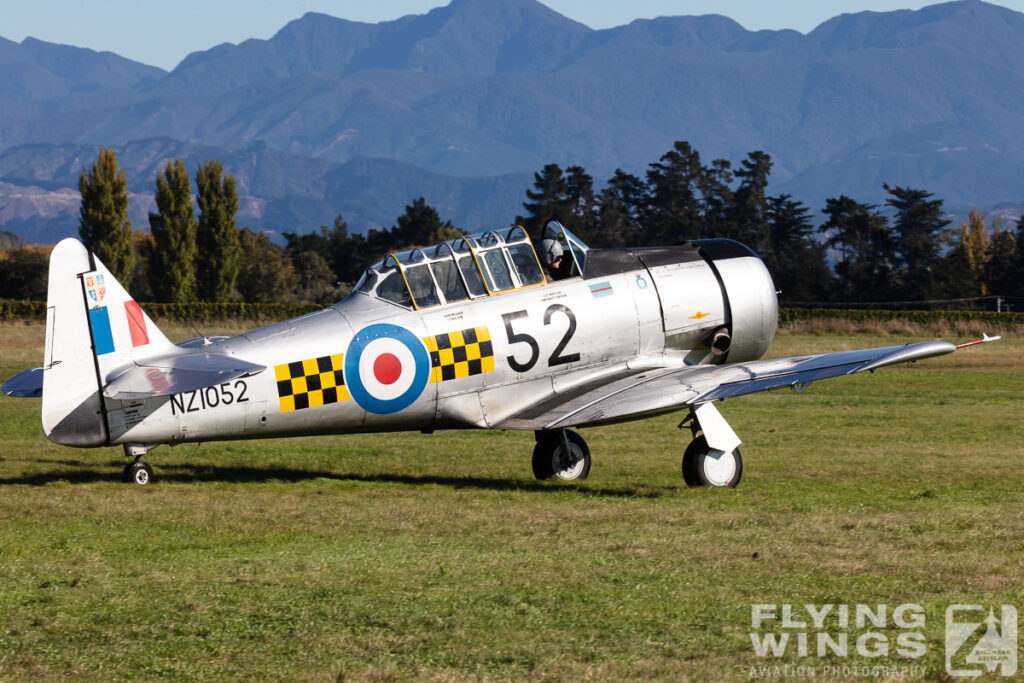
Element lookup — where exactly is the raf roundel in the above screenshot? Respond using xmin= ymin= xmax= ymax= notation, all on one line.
xmin=344 ymin=324 xmax=430 ymax=414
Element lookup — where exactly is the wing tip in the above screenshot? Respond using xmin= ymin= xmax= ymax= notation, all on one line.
xmin=955 ymin=333 xmax=1002 ymax=349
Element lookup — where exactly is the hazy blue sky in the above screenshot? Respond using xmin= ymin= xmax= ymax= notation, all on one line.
xmin=6 ymin=0 xmax=1024 ymax=70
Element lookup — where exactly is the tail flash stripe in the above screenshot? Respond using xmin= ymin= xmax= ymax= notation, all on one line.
xmin=88 ymin=307 xmax=115 ymax=356
xmin=124 ymin=300 xmax=150 ymax=348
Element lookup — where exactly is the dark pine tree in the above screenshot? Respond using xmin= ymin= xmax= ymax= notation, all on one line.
xmin=518 ymin=164 xmax=572 ymax=238
xmin=726 ymin=150 xmax=773 ymax=253
xmin=390 ymin=197 xmax=460 ymax=247
xmin=592 ymin=169 xmax=646 ymax=247
xmin=766 ymin=194 xmax=833 ymax=304
xmin=883 ymin=184 xmax=950 ymax=302
xmin=984 ymin=228 xmax=1017 ymax=306
xmin=285 ymin=215 xmax=370 ymax=286
xmin=236 ymin=228 xmax=298 ymax=303
xmin=562 ymin=165 xmax=597 ymax=242
xmin=698 ymin=158 xmax=734 ymax=241
xmin=820 ymin=196 xmax=897 ymax=303
xmin=642 ymin=141 xmax=705 ymax=245
xmin=517 ymin=164 xmax=596 ymax=242
xmin=1013 ymin=215 xmax=1024 ymax=303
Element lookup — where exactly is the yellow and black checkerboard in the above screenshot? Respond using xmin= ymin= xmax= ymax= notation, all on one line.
xmin=424 ymin=326 xmax=495 ymax=383
xmin=274 ymin=354 xmax=350 ymax=413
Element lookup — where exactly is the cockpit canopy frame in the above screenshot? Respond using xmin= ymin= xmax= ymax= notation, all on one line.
xmin=351 ymin=225 xmax=553 ymax=310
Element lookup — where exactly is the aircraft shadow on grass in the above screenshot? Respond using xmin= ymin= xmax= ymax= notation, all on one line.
xmin=3 ymin=459 xmax=665 ymax=497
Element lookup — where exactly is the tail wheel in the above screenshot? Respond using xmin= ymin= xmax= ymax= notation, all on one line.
xmin=532 ymin=430 xmax=591 ymax=481
xmin=682 ymin=435 xmax=742 ymax=488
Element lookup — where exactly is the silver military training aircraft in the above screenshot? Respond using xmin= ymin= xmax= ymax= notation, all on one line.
xmin=2 ymin=222 xmax=996 ymax=486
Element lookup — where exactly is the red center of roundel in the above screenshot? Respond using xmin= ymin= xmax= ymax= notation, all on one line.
xmin=373 ymin=353 xmax=402 ymax=385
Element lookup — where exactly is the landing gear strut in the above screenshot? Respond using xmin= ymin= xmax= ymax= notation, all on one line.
xmin=122 ymin=444 xmax=155 ymax=485
xmin=679 ymin=405 xmax=743 ymax=488
xmin=532 ymin=429 xmax=591 ymax=481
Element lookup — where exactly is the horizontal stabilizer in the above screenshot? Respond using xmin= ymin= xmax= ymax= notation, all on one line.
xmin=103 ymin=351 xmax=265 ymax=400
xmin=2 ymin=367 xmax=44 ymax=397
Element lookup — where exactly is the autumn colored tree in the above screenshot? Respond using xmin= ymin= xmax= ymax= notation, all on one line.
xmin=941 ymin=208 xmax=989 ymax=299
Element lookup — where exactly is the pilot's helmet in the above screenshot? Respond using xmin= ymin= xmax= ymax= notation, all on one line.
xmin=539 ymin=239 xmax=564 ymax=266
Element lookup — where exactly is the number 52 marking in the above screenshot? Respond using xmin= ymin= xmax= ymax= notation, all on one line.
xmin=501 ymin=304 xmax=580 ymax=373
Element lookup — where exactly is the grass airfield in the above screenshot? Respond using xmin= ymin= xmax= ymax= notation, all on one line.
xmin=0 ymin=322 xmax=1021 ymax=681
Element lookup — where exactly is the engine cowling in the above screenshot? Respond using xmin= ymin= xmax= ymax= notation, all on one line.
xmin=693 ymin=239 xmax=778 ymax=363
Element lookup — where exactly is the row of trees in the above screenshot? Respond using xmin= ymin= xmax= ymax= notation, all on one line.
xmin=0 ymin=142 xmax=1022 ymax=308
xmin=0 ymin=148 xmax=467 ymax=304
xmin=513 ymin=142 xmax=1024 ymax=306
xmin=78 ymin=150 xmax=242 ymax=303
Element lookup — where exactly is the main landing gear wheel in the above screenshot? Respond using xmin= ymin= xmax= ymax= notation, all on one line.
xmin=123 ymin=461 xmax=154 ymax=485
xmin=682 ymin=435 xmax=742 ymax=488
xmin=532 ymin=430 xmax=591 ymax=481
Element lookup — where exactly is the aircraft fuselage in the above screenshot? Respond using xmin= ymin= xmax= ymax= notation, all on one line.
xmin=103 ymin=240 xmax=777 ymax=449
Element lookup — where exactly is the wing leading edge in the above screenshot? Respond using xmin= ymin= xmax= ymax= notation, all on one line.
xmin=497 ymin=341 xmax=957 ymax=431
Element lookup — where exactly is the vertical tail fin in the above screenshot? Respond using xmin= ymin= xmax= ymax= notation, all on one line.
xmin=42 ymin=238 xmax=174 ymax=447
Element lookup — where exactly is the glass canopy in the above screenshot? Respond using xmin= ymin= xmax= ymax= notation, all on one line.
xmin=351 ymin=225 xmax=554 ymax=309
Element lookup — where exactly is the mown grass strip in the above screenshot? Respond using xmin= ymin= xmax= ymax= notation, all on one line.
xmin=0 ymin=329 xmax=1021 ymax=680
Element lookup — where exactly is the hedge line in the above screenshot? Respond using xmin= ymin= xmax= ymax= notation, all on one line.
xmin=1 ymin=299 xmax=1021 ymax=329
xmin=0 ymin=300 xmax=44 ymax=320
xmin=778 ymin=307 xmax=1024 ymax=329
xmin=0 ymin=300 xmax=320 ymax=323
xmin=134 ymin=302 xmax=321 ymax=323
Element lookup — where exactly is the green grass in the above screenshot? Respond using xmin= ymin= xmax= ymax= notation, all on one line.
xmin=0 ymin=323 xmax=1021 ymax=681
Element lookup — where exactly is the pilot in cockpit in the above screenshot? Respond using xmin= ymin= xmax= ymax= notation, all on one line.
xmin=539 ymin=239 xmax=571 ymax=281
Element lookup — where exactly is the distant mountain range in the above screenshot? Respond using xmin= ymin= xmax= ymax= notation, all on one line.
xmin=2 ymin=0 xmax=1024 ymax=243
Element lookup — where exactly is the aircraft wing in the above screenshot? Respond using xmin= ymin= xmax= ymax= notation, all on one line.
xmin=498 ymin=341 xmax=957 ymax=431
xmin=102 ymin=350 xmax=265 ymax=400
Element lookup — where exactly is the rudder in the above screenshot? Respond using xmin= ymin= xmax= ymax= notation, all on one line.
xmin=41 ymin=239 xmax=173 ymax=447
